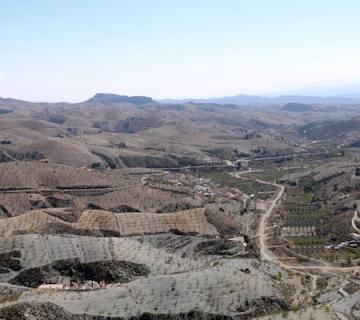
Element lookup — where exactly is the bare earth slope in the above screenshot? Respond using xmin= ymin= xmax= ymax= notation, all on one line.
xmin=1 ymin=97 xmax=360 ymax=319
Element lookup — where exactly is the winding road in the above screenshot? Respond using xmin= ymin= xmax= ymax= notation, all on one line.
xmin=234 ymin=170 xmax=360 ymax=274
xmin=351 ymin=210 xmax=360 ymax=233
xmin=257 ymin=181 xmax=284 ymax=262
xmin=234 ymin=171 xmax=284 ymax=261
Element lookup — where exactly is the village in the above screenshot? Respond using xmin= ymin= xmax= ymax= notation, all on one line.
xmin=38 ymin=280 xmax=116 ymax=291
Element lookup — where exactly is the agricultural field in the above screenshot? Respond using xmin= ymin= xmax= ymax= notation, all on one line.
xmin=0 ymin=96 xmax=360 ymax=319
xmin=205 ymin=172 xmax=276 ymax=195
xmin=268 ymin=164 xmax=360 ymax=268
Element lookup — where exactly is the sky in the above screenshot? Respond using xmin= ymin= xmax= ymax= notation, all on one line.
xmin=1 ymin=0 xmax=360 ymax=102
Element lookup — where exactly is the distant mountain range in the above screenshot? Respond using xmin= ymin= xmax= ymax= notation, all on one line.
xmin=159 ymin=94 xmax=360 ymax=105
xmin=2 ymin=89 xmax=360 ymax=106
xmin=264 ymin=84 xmax=360 ymax=98
xmin=160 ymin=84 xmax=360 ymax=105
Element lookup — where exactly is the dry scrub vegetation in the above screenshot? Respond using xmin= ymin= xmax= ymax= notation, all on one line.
xmin=1 ymin=98 xmax=360 ymax=319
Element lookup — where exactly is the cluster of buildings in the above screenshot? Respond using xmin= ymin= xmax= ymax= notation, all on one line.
xmin=194 ymin=178 xmax=214 ymax=198
xmin=326 ymin=233 xmax=360 ymax=250
xmin=194 ymin=178 xmax=246 ymax=202
xmin=38 ymin=280 xmax=111 ymax=291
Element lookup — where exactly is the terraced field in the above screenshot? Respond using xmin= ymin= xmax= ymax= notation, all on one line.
xmin=0 ymin=161 xmax=128 ymax=190
xmin=0 ymin=208 xmax=219 ymax=238
xmin=1 ymin=96 xmax=360 ymax=319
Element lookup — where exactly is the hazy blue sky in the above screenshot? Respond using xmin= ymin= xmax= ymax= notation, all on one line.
xmin=1 ymin=0 xmax=360 ymax=101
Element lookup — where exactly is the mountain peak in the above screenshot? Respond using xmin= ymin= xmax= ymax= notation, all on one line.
xmin=86 ymin=93 xmax=154 ymax=105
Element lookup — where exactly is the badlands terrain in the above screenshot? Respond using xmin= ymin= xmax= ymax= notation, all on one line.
xmin=0 ymin=94 xmax=359 ymax=319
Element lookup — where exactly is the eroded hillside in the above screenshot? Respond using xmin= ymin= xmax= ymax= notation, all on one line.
xmin=0 ymin=97 xmax=359 ymax=319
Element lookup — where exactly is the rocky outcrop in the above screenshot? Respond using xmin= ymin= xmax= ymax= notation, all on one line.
xmin=10 ymin=259 xmax=149 ymax=288
xmin=0 ymin=251 xmax=22 ymax=274
xmin=0 ymin=204 xmax=11 ymax=218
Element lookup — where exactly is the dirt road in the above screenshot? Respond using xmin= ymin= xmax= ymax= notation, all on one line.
xmin=233 ymin=171 xmax=283 ymax=261
xmin=351 ymin=210 xmax=360 ymax=233
xmin=257 ymin=181 xmax=284 ymax=261
xmin=234 ymin=171 xmax=360 ymax=273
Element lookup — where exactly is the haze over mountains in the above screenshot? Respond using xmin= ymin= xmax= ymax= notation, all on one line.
xmin=2 ymin=87 xmax=360 ymax=106
xmin=160 ymin=92 xmax=360 ymax=106
xmin=160 ymin=95 xmax=360 ymax=105
xmin=1 ymin=85 xmax=360 ymax=319
xmin=3 ymin=0 xmax=360 ymax=318
xmin=265 ymin=84 xmax=360 ymax=97
xmin=1 ymin=83 xmax=360 ymax=106
xmin=156 ymin=84 xmax=360 ymax=105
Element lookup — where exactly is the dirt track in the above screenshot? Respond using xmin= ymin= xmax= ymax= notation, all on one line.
xmin=352 ymin=210 xmax=360 ymax=233
xmin=234 ymin=171 xmax=360 ymax=274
